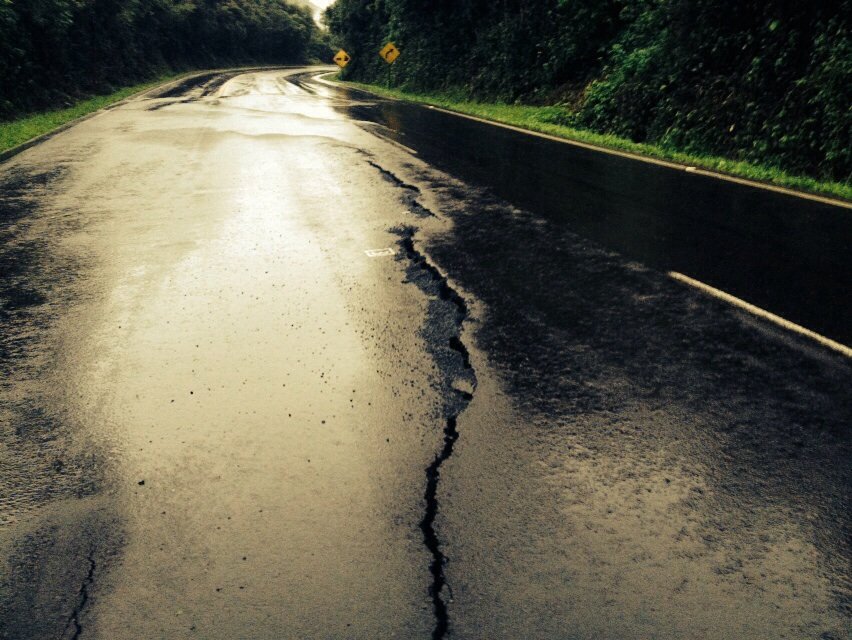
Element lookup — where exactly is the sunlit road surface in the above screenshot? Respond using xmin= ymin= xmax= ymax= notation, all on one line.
xmin=0 ymin=67 xmax=849 ymax=639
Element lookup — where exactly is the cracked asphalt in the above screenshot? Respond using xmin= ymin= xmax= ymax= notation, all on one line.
xmin=1 ymin=67 xmax=850 ymax=639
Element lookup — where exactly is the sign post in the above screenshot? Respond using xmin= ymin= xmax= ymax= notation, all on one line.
xmin=379 ymin=42 xmax=400 ymax=87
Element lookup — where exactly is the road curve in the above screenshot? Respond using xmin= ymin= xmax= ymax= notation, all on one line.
xmin=0 ymin=67 xmax=849 ymax=640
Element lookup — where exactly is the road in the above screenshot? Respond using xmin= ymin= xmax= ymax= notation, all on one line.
xmin=329 ymin=84 xmax=852 ymax=347
xmin=0 ymin=67 xmax=849 ymax=639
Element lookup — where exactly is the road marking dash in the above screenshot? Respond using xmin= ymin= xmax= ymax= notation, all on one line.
xmin=365 ymin=248 xmax=396 ymax=257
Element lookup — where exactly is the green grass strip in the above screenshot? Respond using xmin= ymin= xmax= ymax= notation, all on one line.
xmin=338 ymin=79 xmax=851 ymax=203
xmin=0 ymin=72 xmax=186 ymax=155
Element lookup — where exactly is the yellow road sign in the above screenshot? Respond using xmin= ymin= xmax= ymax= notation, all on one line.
xmin=334 ymin=49 xmax=351 ymax=68
xmin=379 ymin=42 xmax=400 ymax=64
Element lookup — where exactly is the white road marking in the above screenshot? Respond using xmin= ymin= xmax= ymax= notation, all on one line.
xmin=365 ymin=248 xmax=396 ymax=257
xmin=669 ymin=271 xmax=851 ymax=358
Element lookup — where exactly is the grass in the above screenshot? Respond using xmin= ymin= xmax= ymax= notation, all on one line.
xmin=336 ymin=79 xmax=852 ymax=203
xmin=0 ymin=72 xmax=187 ymax=155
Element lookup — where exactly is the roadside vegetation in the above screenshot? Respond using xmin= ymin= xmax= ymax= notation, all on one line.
xmin=325 ymin=0 xmax=851 ymax=198
xmin=0 ymin=0 xmax=331 ymax=121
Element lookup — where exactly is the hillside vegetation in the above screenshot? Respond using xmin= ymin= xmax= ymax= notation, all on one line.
xmin=325 ymin=0 xmax=851 ymax=185
xmin=0 ymin=0 xmax=327 ymax=120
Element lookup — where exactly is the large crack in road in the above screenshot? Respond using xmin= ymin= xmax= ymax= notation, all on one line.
xmin=397 ymin=227 xmax=477 ymax=640
xmin=365 ymin=153 xmax=479 ymax=638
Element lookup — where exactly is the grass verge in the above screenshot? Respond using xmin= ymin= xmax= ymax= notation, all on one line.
xmin=0 ymin=72 xmax=186 ymax=155
xmin=337 ymin=79 xmax=851 ymax=203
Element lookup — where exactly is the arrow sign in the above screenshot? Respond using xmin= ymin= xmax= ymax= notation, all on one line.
xmin=334 ymin=49 xmax=351 ymax=68
xmin=379 ymin=42 xmax=400 ymax=64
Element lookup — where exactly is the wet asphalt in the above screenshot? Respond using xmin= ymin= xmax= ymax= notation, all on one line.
xmin=0 ymin=67 xmax=849 ymax=639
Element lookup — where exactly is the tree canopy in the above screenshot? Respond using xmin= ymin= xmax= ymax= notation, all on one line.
xmin=326 ymin=0 xmax=851 ymax=182
xmin=0 ymin=0 xmax=327 ymax=119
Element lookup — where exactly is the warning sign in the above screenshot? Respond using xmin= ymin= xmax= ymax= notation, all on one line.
xmin=379 ymin=43 xmax=400 ymax=64
xmin=334 ymin=50 xmax=351 ymax=68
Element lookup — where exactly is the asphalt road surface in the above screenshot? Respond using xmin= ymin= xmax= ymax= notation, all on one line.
xmin=0 ymin=67 xmax=849 ymax=640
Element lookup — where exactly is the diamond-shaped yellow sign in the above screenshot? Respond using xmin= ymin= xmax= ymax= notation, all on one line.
xmin=334 ymin=49 xmax=351 ymax=68
xmin=379 ymin=42 xmax=400 ymax=64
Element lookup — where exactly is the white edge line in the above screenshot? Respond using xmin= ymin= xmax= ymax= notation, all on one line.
xmin=669 ymin=271 xmax=851 ymax=359
xmin=319 ymin=70 xmax=851 ymax=357
xmin=404 ymin=105 xmax=852 ymax=209
xmin=316 ymin=74 xmax=851 ymax=210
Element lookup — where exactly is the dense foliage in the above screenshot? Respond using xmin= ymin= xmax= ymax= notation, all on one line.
xmin=326 ymin=0 xmax=851 ymax=182
xmin=0 ymin=0 xmax=326 ymax=119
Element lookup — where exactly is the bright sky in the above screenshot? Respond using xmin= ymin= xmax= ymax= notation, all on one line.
xmin=310 ymin=0 xmax=334 ymax=23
